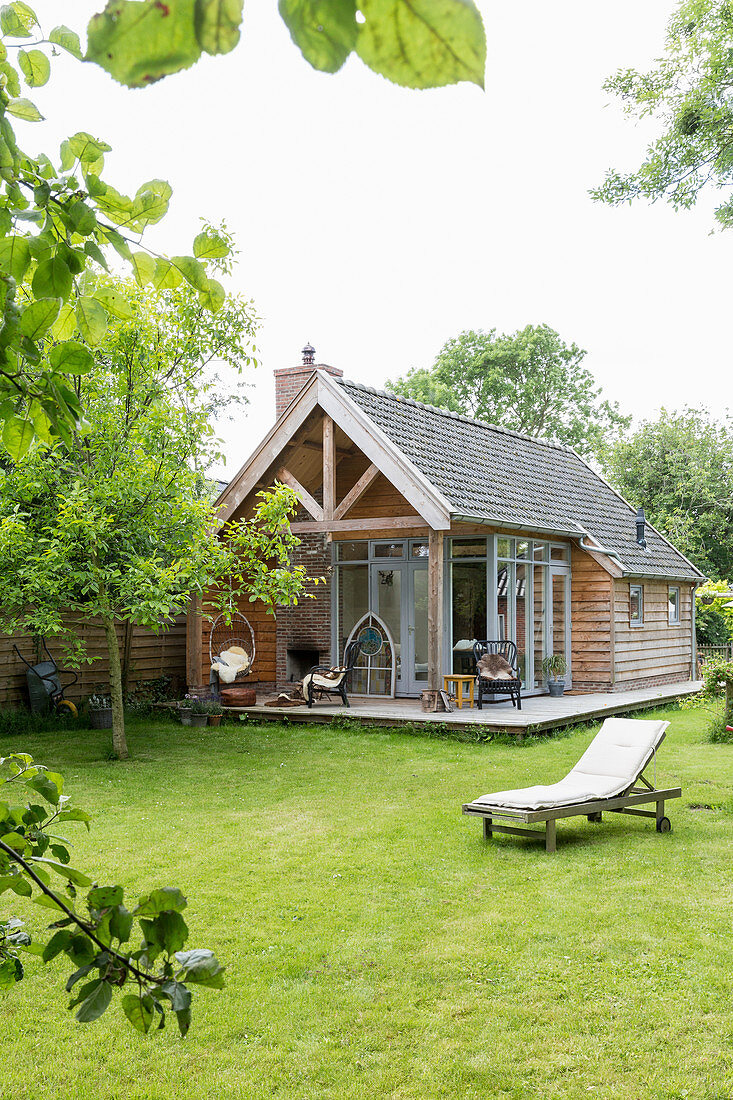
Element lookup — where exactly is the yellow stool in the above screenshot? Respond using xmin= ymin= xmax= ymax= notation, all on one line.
xmin=443 ymin=674 xmax=475 ymax=709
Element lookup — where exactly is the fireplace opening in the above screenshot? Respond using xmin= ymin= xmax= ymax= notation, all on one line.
xmin=286 ymin=648 xmax=320 ymax=682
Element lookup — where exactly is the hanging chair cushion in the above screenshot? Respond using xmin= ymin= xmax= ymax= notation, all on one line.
xmin=211 ymin=646 xmax=251 ymax=684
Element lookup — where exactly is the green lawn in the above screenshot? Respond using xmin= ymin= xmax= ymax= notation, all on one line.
xmin=1 ymin=708 xmax=731 ymax=1099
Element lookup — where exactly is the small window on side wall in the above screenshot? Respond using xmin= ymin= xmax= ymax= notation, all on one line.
xmin=668 ymin=586 xmax=680 ymax=625
xmin=629 ymin=584 xmax=644 ymax=626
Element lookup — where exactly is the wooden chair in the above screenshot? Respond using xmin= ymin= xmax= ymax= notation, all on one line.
xmin=473 ymin=640 xmax=522 ymax=710
xmin=303 ymin=640 xmax=362 ymax=708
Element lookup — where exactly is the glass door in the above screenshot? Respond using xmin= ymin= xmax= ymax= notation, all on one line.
xmin=370 ymin=541 xmax=429 ymax=696
xmin=548 ymin=567 xmax=571 ymax=687
xmin=407 ymin=563 xmax=429 ymax=694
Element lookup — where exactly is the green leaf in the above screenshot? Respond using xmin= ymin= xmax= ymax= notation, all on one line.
xmin=121 ymin=992 xmax=155 ymax=1033
xmin=192 ymin=230 xmax=229 ymax=259
xmin=75 ymin=296 xmax=108 ymax=346
xmin=0 ymin=234 xmax=31 ymax=281
xmin=131 ymin=179 xmax=172 ymax=228
xmin=32 ymin=858 xmax=92 ymax=887
xmin=5 ymin=96 xmax=43 ymax=121
xmin=172 ymin=255 xmax=207 ymax=290
xmin=0 ymin=2 xmax=37 ymax=38
xmin=32 ymin=892 xmax=65 ymax=912
xmin=57 ymin=807 xmax=91 ymax=830
xmin=87 ymin=885 xmax=123 ymax=910
xmin=51 ymin=301 xmax=77 ymax=341
xmin=49 ymin=340 xmax=94 ymax=375
xmin=83 ymin=240 xmax=109 ymax=272
xmin=93 ymin=286 xmax=136 ymax=321
xmin=17 ymin=47 xmax=50 ymax=87
xmin=75 ymin=978 xmax=112 ymax=1023
xmin=68 ymin=200 xmax=97 ymax=236
xmin=356 ymin=0 xmax=486 ymax=90
xmin=86 ymin=0 xmax=202 ymax=88
xmin=140 ymin=910 xmax=188 ymax=956
xmin=19 ymin=297 xmax=61 ymax=339
xmin=67 ymin=132 xmax=112 ymax=164
xmin=0 ymin=958 xmax=21 ymax=990
xmin=32 ymin=256 xmax=72 ymax=301
xmin=278 ymin=0 xmax=357 ymax=73
xmin=130 ymin=251 xmax=155 ymax=286
xmin=174 ymin=947 xmax=225 ymax=987
xmin=134 ymin=887 xmax=187 ymax=917
xmin=151 ymin=257 xmax=183 ymax=290
xmin=28 ymin=770 xmax=63 ymax=805
xmin=194 ymin=0 xmax=242 ymax=55
xmin=0 ymin=830 xmax=30 ymax=852
xmin=160 ymin=978 xmax=192 ymax=1012
xmin=49 ymin=25 xmax=83 ymax=59
xmin=198 ymin=277 xmax=224 ymax=312
xmin=42 ymin=928 xmax=72 ymax=962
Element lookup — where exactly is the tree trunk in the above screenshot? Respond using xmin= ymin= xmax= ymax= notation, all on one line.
xmin=100 ymin=609 xmax=128 ymax=760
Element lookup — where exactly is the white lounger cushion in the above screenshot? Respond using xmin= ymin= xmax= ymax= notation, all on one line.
xmin=474 ymin=717 xmax=670 ymax=810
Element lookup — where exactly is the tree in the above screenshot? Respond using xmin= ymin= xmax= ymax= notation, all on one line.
xmin=84 ymin=0 xmax=487 ymax=91
xmin=0 ymin=273 xmax=311 ymax=761
xmin=695 ymin=580 xmax=733 ymax=645
xmin=602 ymin=407 xmax=733 ymax=580
xmin=0 ymin=750 xmax=224 ymax=1033
xmin=387 ymin=324 xmax=630 ymax=458
xmin=592 ymin=0 xmax=733 ymax=229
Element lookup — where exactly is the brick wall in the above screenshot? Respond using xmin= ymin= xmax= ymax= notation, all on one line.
xmin=275 ymin=534 xmax=333 ymax=688
xmin=273 ymin=363 xmax=343 ymax=419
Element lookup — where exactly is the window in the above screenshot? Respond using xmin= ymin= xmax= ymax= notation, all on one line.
xmin=668 ymin=586 xmax=680 ymax=625
xmin=373 ymin=542 xmax=404 ymax=559
xmin=336 ymin=541 xmax=368 ymax=562
xmin=629 ymin=584 xmax=644 ymax=626
xmin=450 ymin=538 xmax=487 ymax=559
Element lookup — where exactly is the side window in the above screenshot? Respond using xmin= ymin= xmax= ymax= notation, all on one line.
xmin=629 ymin=584 xmax=644 ymax=626
xmin=668 ymin=586 xmax=680 ymax=625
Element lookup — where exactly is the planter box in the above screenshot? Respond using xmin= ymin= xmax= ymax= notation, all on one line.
xmin=90 ymin=707 xmax=113 ymax=729
xmin=179 ymin=707 xmax=193 ymax=726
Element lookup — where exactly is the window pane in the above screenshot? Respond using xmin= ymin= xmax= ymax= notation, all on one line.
xmin=668 ymin=587 xmax=680 ymax=623
xmin=413 ymin=569 xmax=429 ymax=681
xmin=411 ymin=541 xmax=429 ymax=558
xmin=452 ymin=562 xmax=487 ymax=673
xmin=337 ymin=541 xmax=368 ymax=562
xmin=533 ymin=543 xmax=547 ymax=561
xmin=451 ymin=538 xmax=487 ymax=558
xmin=497 ymin=561 xmax=510 ymax=641
xmin=516 ymin=562 xmax=528 ymax=682
xmin=533 ymin=564 xmax=546 ymax=688
xmin=550 ymin=545 xmax=569 ymax=561
xmin=497 ymin=537 xmax=512 ymax=559
xmin=374 ymin=542 xmax=404 ymax=559
xmin=376 ymin=568 xmax=401 ymax=679
xmin=338 ymin=565 xmax=369 ymax=656
xmin=630 ymin=585 xmax=643 ymax=623
xmin=516 ymin=541 xmax=529 ymax=560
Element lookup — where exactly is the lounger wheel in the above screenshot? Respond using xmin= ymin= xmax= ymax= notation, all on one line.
xmin=656 ymin=816 xmax=671 ymax=833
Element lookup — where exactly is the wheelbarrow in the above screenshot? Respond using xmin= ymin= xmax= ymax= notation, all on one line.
xmin=13 ymin=640 xmax=79 ymax=717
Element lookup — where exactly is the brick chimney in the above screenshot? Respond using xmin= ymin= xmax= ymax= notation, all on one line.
xmin=274 ymin=344 xmax=343 ymax=420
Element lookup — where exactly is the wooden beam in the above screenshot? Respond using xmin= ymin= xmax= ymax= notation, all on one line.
xmin=186 ymin=592 xmax=203 ymax=691
xmin=277 ymin=466 xmax=324 ymax=522
xmin=427 ymin=529 xmax=444 ymax=689
xmin=333 ymin=462 xmax=379 ymax=521
xmin=290 ymin=515 xmax=425 ymax=534
xmin=322 ymin=415 xmax=335 ymax=520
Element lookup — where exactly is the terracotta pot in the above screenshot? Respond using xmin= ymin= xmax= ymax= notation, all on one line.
xmin=208 ymin=714 xmax=222 ymax=726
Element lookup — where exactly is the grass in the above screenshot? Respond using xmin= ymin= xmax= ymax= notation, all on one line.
xmin=1 ymin=707 xmax=732 ymax=1099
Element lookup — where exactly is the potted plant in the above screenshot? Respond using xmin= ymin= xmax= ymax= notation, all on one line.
xmin=541 ymin=654 xmax=567 ymax=697
xmin=207 ymin=700 xmax=224 ymax=726
xmin=178 ymin=694 xmax=194 ymax=726
xmin=190 ymin=698 xmax=210 ymax=727
xmin=88 ymin=693 xmax=113 ymax=729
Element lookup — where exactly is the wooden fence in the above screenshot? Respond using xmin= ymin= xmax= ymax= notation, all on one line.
xmin=0 ymin=615 xmax=187 ymax=710
xmin=699 ymin=644 xmax=733 ymax=663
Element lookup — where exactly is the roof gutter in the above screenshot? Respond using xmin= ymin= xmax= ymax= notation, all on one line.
xmin=452 ymin=514 xmax=588 ymax=541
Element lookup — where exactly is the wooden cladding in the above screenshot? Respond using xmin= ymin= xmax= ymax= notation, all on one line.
xmin=570 ymin=544 xmax=614 ymax=689
xmin=1 ymin=615 xmax=187 ymax=709
xmin=190 ymin=590 xmax=277 ymax=690
xmin=614 ymin=581 xmax=694 ymax=683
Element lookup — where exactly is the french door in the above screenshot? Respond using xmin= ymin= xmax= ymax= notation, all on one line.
xmin=370 ymin=554 xmax=428 ymax=696
xmin=548 ymin=566 xmax=572 ymax=688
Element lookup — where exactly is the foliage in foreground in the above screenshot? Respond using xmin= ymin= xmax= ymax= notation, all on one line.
xmin=593 ymin=0 xmax=733 ymax=230
xmin=0 ymin=751 xmax=223 ymax=1034
xmin=695 ymin=580 xmax=733 ymax=645
xmin=601 ymin=407 xmax=733 ymax=580
xmin=387 ymin=324 xmax=629 ymax=458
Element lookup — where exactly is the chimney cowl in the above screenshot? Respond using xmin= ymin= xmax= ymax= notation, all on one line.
xmin=635 ymin=507 xmax=647 ymax=549
xmin=302 ymin=342 xmax=315 ymax=365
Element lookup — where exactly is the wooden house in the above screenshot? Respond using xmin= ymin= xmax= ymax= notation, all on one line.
xmin=186 ymin=352 xmax=704 ymax=700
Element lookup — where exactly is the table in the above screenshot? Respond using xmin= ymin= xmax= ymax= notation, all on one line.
xmin=443 ymin=674 xmax=475 ymax=709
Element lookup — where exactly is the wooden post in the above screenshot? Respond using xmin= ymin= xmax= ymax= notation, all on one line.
xmin=322 ymin=415 xmax=335 ymax=522
xmin=186 ymin=592 xmax=203 ymax=692
xmin=427 ymin=529 xmax=444 ymax=689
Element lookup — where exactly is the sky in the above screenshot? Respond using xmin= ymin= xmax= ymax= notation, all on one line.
xmin=29 ymin=0 xmax=733 ymax=477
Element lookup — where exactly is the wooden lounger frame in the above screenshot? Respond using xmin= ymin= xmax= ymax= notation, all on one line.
xmin=463 ymin=732 xmax=682 ymax=853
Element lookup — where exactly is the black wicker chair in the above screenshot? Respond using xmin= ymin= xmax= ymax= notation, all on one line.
xmin=304 ymin=640 xmax=362 ymax=708
xmin=473 ymin=640 xmax=522 ymax=710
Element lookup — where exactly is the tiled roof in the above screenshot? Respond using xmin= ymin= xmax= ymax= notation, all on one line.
xmin=336 ymin=379 xmax=703 ymax=581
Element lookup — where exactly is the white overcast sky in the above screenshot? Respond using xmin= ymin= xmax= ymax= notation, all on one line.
xmin=29 ymin=0 xmax=733 ymax=475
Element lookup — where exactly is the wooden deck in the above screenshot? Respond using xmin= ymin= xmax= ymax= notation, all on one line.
xmin=229 ymin=680 xmax=702 ymax=734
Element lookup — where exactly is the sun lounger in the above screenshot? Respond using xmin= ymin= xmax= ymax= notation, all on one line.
xmin=462 ymin=717 xmax=682 ymax=853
